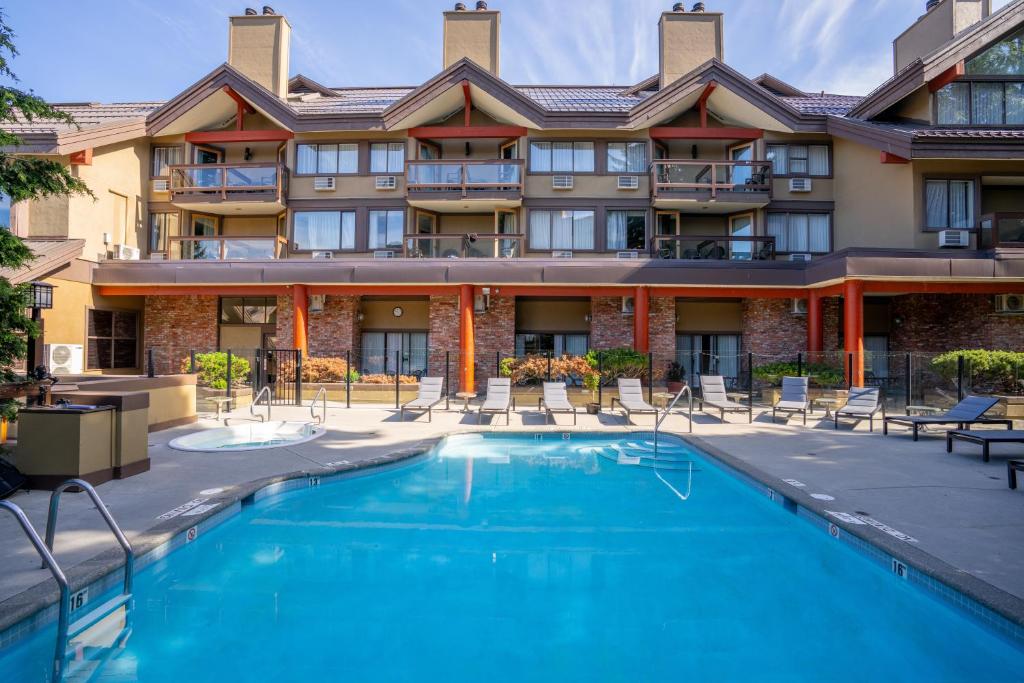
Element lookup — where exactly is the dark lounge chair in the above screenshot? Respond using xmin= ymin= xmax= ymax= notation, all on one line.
xmin=883 ymin=395 xmax=1012 ymax=441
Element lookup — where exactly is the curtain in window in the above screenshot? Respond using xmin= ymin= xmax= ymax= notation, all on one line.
xmin=406 ymin=333 xmax=428 ymax=376
xmin=863 ymin=336 xmax=889 ymax=380
xmin=1007 ymin=83 xmax=1024 ymax=124
xmin=295 ymin=211 xmax=341 ymax=250
xmin=766 ymin=145 xmax=787 ymax=175
xmin=564 ymin=335 xmax=588 ymax=356
xmin=573 ymin=142 xmax=594 ymax=172
xmin=530 ymin=211 xmax=551 ymax=249
xmin=573 ymin=211 xmax=594 ymax=249
xmin=972 ymin=83 xmax=1004 ymax=125
xmin=937 ymin=83 xmax=970 ymax=125
xmin=626 ymin=143 xmax=646 ymax=173
xmin=152 ymin=147 xmax=182 ymax=176
xmin=552 ymin=143 xmax=574 ymax=172
xmin=369 ymin=210 xmax=402 ymax=249
xmin=529 ymin=142 xmax=551 ymax=172
xmin=788 ymin=146 xmax=808 ymax=174
xmin=607 ymin=210 xmax=627 ymax=250
xmin=808 ymin=214 xmax=830 ymax=253
xmin=552 ymin=211 xmax=574 ymax=249
xmin=387 ymin=144 xmax=404 ymax=173
xmin=808 ymin=146 xmax=829 ymax=176
xmin=370 ymin=145 xmax=387 ymax=173
xmin=949 ymin=180 xmax=974 ymax=229
xmin=339 ymin=212 xmax=356 ymax=250
xmin=338 ymin=144 xmax=358 ymax=173
xmin=296 ymin=145 xmax=318 ymax=174
xmin=714 ymin=335 xmax=741 ymax=382
xmin=361 ymin=333 xmax=386 ymax=374
xmin=514 ymin=334 xmax=527 ymax=357
xmin=925 ymin=181 xmax=949 ymax=229
xmin=788 ymin=214 xmax=809 ymax=253
xmin=607 ymin=144 xmax=627 ymax=173
xmin=317 ymin=144 xmax=338 ymax=174
xmin=766 ymin=213 xmax=787 ymax=252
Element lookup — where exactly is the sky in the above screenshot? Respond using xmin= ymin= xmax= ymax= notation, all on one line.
xmin=2 ymin=0 xmax=1014 ymax=103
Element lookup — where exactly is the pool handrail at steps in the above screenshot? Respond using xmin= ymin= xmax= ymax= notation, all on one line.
xmin=310 ymin=386 xmax=327 ymax=425
xmin=653 ymin=385 xmax=693 ymax=456
xmin=251 ymin=385 xmax=272 ymax=423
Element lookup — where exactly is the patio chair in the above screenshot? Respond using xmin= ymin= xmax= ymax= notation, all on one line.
xmin=772 ymin=376 xmax=810 ymax=425
xmin=698 ymin=375 xmax=751 ymax=423
xmin=834 ymin=387 xmax=883 ymax=431
xmin=539 ymin=382 xmax=577 ymax=425
xmin=478 ymin=378 xmax=515 ymax=425
xmin=399 ymin=376 xmax=444 ymax=422
xmin=883 ymin=395 xmax=1012 ymax=441
xmin=611 ymin=378 xmax=658 ymax=425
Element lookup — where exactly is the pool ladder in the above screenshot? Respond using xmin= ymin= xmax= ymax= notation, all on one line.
xmin=1 ymin=478 xmax=134 ymax=682
xmin=310 ymin=385 xmax=327 ymax=425
xmin=652 ymin=385 xmax=693 ymax=456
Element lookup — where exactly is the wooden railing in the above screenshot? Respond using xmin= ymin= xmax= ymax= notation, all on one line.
xmin=168 ymin=162 xmax=288 ymax=202
xmin=403 ymin=233 xmax=526 ymax=258
xmin=406 ymin=159 xmax=524 ymax=198
xmin=653 ymin=234 xmax=776 ymax=261
xmin=166 ymin=235 xmax=288 ymax=260
xmin=651 ymin=160 xmax=772 ymax=198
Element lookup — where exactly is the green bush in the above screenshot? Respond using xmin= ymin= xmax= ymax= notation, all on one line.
xmin=587 ymin=348 xmax=649 ymax=382
xmin=182 ymin=352 xmax=251 ymax=390
xmin=753 ymin=361 xmax=844 ymax=387
xmin=931 ymin=350 xmax=1024 ymax=395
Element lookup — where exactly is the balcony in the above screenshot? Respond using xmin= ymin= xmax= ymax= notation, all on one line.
xmin=166 ymin=236 xmax=288 ymax=261
xmin=168 ymin=163 xmax=288 ymax=215
xmin=980 ymin=213 xmax=1024 ymax=249
xmin=653 ymin=235 xmax=776 ymax=261
xmin=651 ymin=160 xmax=772 ymax=212
xmin=403 ymin=233 xmax=526 ymax=258
xmin=406 ymin=160 xmax=524 ymax=212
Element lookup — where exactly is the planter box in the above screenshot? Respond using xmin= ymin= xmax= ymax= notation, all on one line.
xmin=996 ymin=395 xmax=1024 ymax=420
xmin=302 ymin=382 xmax=422 ymax=404
xmin=760 ymin=387 xmax=848 ymax=408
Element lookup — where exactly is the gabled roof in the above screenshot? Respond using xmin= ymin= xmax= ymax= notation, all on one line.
xmin=0 ymin=239 xmax=84 ymax=284
xmin=287 ymin=74 xmax=336 ymax=97
xmin=752 ymin=73 xmax=806 ymax=98
xmin=5 ymin=103 xmax=158 ymax=155
xmin=826 ymin=116 xmax=1024 ymax=159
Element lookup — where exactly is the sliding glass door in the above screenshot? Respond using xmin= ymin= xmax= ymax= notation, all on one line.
xmin=676 ymin=334 xmax=742 ymax=388
xmin=361 ymin=332 xmax=428 ymax=376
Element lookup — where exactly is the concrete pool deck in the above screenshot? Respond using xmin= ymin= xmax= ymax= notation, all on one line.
xmin=2 ymin=402 xmax=1023 ymax=632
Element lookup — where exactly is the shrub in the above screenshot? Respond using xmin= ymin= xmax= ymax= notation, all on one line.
xmin=182 ymin=352 xmax=251 ymax=390
xmin=931 ymin=350 xmax=1024 ymax=395
xmin=302 ymin=356 xmax=359 ymax=383
xmin=359 ymin=373 xmax=419 ymax=385
xmin=753 ymin=361 xmax=844 ymax=387
xmin=499 ymin=354 xmax=599 ymax=387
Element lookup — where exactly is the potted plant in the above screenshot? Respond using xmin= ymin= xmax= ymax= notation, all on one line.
xmin=584 ymin=371 xmax=601 ymax=414
xmin=665 ymin=361 xmax=686 ymax=394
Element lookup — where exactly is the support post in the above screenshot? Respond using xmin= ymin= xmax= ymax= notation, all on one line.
xmin=459 ymin=284 xmax=475 ymax=393
xmin=957 ymin=354 xmax=965 ymax=402
xmin=648 ymin=352 xmax=654 ymax=404
xmin=807 ymin=290 xmax=823 ymax=361
xmin=295 ymin=352 xmax=303 ymax=406
xmin=796 ymin=352 xmax=803 ymax=378
xmin=747 ymin=352 xmax=754 ymax=423
xmin=147 ymin=348 xmax=155 ymax=378
xmin=190 ymin=350 xmax=197 ymax=374
xmin=547 ymin=352 xmax=552 ymax=382
xmin=226 ymin=350 xmax=233 ymax=404
xmin=292 ymin=284 xmax=308 ymax=358
xmin=597 ymin=351 xmax=603 ymax=408
xmin=634 ymin=286 xmax=650 ymax=353
xmin=346 ymin=349 xmax=351 ymax=409
xmin=445 ymin=351 xmax=450 ymax=410
xmin=395 ymin=350 xmax=401 ymax=409
xmin=843 ymin=279 xmax=864 ymax=387
xmin=904 ymin=352 xmax=912 ymax=414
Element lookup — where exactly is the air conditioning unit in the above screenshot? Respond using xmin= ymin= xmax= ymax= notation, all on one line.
xmin=473 ymin=293 xmax=490 ymax=313
xmin=789 ymin=178 xmax=813 ymax=193
xmin=551 ymin=250 xmax=573 ymax=258
xmin=616 ymin=251 xmax=639 ymax=259
xmin=151 ymin=179 xmax=169 ymax=192
xmin=313 ymin=176 xmax=336 ymax=191
xmin=552 ymin=175 xmax=574 ymax=190
xmin=48 ymin=344 xmax=83 ymax=375
xmin=617 ymin=176 xmax=639 ymax=190
xmin=309 ymin=294 xmax=326 ymax=314
xmin=112 ymin=245 xmax=140 ymax=260
xmin=375 ymin=175 xmax=397 ymax=190
xmin=622 ymin=296 xmax=635 ymax=314
xmin=791 ymin=298 xmax=808 ymax=315
xmin=311 ymin=251 xmax=334 ymax=260
xmin=994 ymin=294 xmax=1024 ymax=314
xmin=788 ymin=253 xmax=813 ymax=262
xmin=373 ymin=250 xmax=395 ymax=259
xmin=939 ymin=229 xmax=969 ymax=248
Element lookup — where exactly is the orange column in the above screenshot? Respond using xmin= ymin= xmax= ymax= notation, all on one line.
xmin=459 ymin=284 xmax=475 ymax=393
xmin=293 ymin=284 xmax=308 ymax=356
xmin=634 ymin=286 xmax=650 ymax=353
xmin=843 ymin=280 xmax=864 ymax=387
xmin=807 ymin=290 xmax=823 ymax=360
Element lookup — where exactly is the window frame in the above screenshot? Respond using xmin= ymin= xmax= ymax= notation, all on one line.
xmin=367 ymin=208 xmax=406 ymax=250
xmin=764 ymin=142 xmax=832 ymax=178
xmin=86 ymin=308 xmax=139 ymax=371
xmin=922 ymin=176 xmax=980 ymax=232
xmin=147 ymin=210 xmax=181 ymax=254
xmin=291 ymin=210 xmax=358 ymax=252
xmin=933 ymin=78 xmax=1024 ymax=126
xmin=764 ymin=210 xmax=833 ymax=255
xmin=150 ymin=145 xmax=184 ymax=179
xmin=527 ymin=140 xmax=597 ymax=175
xmin=605 ymin=208 xmax=647 ymax=251
xmin=606 ymin=141 xmax=649 ymax=175
xmin=368 ymin=142 xmax=406 ymax=175
xmin=526 ymin=208 xmax=598 ymax=252
xmin=294 ymin=142 xmax=360 ymax=176
xmin=219 ymin=296 xmax=279 ymax=325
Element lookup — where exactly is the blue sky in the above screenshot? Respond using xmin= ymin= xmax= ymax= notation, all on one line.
xmin=3 ymin=0 xmax=1013 ymax=103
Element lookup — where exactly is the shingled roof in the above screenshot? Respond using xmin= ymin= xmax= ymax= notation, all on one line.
xmin=7 ymin=102 xmax=162 ymax=135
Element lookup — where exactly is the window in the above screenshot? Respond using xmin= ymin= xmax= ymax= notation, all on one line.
xmin=606 ymin=210 xmax=646 ymax=250
xmin=864 ymin=336 xmax=889 ymax=380
xmin=766 ymin=213 xmax=831 ymax=253
xmin=936 ymin=81 xmax=1024 ymax=125
xmin=151 ymin=146 xmax=183 ymax=177
xmin=514 ymin=333 xmax=589 ymax=357
xmin=925 ymin=179 xmax=975 ymax=229
xmin=87 ymin=310 xmax=138 ymax=370
xmin=936 ymin=83 xmax=970 ymax=125
xmin=294 ymin=211 xmax=355 ymax=251
xmin=676 ymin=334 xmax=741 ymax=388
xmin=966 ymin=27 xmax=1024 ymax=76
xmin=607 ymin=142 xmax=647 ymax=173
xmin=360 ymin=332 xmax=428 ymax=376
xmin=220 ymin=297 xmax=278 ymax=325
xmin=296 ymin=143 xmax=358 ymax=174
xmin=370 ymin=143 xmax=404 ymax=173
xmin=148 ymin=212 xmax=180 ymax=253
xmin=368 ymin=210 xmax=404 ymax=249
xmin=529 ymin=210 xmax=595 ymax=250
xmin=766 ymin=144 xmax=829 ymax=176
xmin=529 ymin=141 xmax=594 ymax=173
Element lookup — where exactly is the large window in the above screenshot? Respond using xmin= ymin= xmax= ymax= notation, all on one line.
xmin=360 ymin=332 xmax=427 ymax=376
xmin=514 ymin=333 xmax=589 ymax=357
xmin=296 ymin=143 xmax=358 ymax=174
xmin=220 ymin=297 xmax=278 ymax=325
xmin=87 ymin=309 xmax=138 ymax=370
xmin=606 ymin=210 xmax=646 ymax=250
xmin=294 ymin=211 xmax=356 ymax=250
xmin=151 ymin=146 xmax=183 ymax=177
xmin=966 ymin=27 xmax=1024 ymax=76
xmin=765 ymin=144 xmax=829 ymax=176
xmin=925 ymin=179 xmax=975 ymax=229
xmin=368 ymin=210 xmax=404 ymax=249
xmin=369 ymin=143 xmax=405 ymax=173
xmin=607 ymin=142 xmax=647 ymax=173
xmin=148 ymin=212 xmax=180 ymax=253
xmin=936 ymin=81 xmax=1024 ymax=125
xmin=529 ymin=210 xmax=595 ymax=250
xmin=766 ymin=212 xmax=831 ymax=253
xmin=676 ymin=334 xmax=741 ymax=388
xmin=529 ymin=141 xmax=594 ymax=173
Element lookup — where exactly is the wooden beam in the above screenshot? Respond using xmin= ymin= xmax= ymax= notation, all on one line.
xmin=880 ymin=151 xmax=910 ymax=164
xmin=222 ymin=86 xmax=254 ymax=132
xmin=69 ymin=148 xmax=92 ymax=166
xmin=633 ymin=286 xmax=649 ymax=353
xmin=928 ymin=61 xmax=965 ymax=93
xmin=293 ymin=284 xmax=308 ymax=356
xmin=843 ymin=279 xmax=864 ymax=387
xmin=697 ymin=81 xmax=718 ymax=128
xmin=460 ymin=283 xmax=475 ymax=393
xmin=649 ymin=127 xmax=763 ymax=141
xmin=409 ymin=126 xmax=528 ymax=140
xmin=462 ymin=79 xmax=472 ymax=128
xmin=97 ymin=285 xmax=291 ymax=296
xmin=185 ymin=130 xmax=294 ymax=143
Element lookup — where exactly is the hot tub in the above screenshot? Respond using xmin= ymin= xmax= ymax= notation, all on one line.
xmin=168 ymin=421 xmax=324 ymax=452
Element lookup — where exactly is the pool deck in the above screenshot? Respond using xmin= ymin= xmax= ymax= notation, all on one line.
xmin=2 ymin=402 xmax=1024 ymax=635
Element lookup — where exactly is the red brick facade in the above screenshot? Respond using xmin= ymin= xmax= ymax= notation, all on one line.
xmin=276 ymin=294 xmax=293 ymax=349
xmin=474 ymin=294 xmax=516 ymax=387
xmin=890 ymin=294 xmax=1024 ymax=352
xmin=144 ymin=295 xmax=219 ymax=374
xmin=428 ymin=294 xmax=460 ymax=380
xmin=590 ymin=296 xmax=633 ymax=349
xmin=650 ymin=296 xmax=677 ymax=371
xmin=307 ymin=295 xmax=359 ymax=356
xmin=741 ymin=298 xmax=807 ymax=360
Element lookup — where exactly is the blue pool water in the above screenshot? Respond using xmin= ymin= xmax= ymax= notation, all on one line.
xmin=3 ymin=433 xmax=1023 ymax=682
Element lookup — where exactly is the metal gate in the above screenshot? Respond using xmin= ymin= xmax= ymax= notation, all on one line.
xmin=255 ymin=348 xmax=302 ymax=405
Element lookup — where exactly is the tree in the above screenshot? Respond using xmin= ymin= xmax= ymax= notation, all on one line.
xmin=0 ymin=11 xmax=91 ymax=420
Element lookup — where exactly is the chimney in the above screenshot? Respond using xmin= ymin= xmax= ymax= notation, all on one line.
xmin=443 ymin=2 xmax=500 ymax=75
xmin=228 ymin=8 xmax=291 ymax=97
xmin=893 ymin=0 xmax=990 ymax=73
xmin=658 ymin=3 xmax=724 ymax=89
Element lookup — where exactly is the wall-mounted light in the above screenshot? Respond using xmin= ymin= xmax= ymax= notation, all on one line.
xmin=356 ymin=311 xmax=365 ymax=322
xmin=893 ymin=315 xmax=904 ymax=326
xmin=309 ymin=294 xmax=325 ymax=314
xmin=29 ymin=282 xmax=54 ymax=310
xmin=244 ymin=147 xmax=254 ymax=161
xmin=584 ymin=313 xmax=592 ymax=323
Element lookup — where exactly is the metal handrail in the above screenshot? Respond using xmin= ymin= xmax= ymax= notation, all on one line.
xmin=653 ymin=385 xmax=693 ymax=456
xmin=310 ymin=385 xmax=327 ymax=425
xmin=252 ymin=385 xmax=272 ymax=422
xmin=0 ymin=500 xmax=70 ymax=682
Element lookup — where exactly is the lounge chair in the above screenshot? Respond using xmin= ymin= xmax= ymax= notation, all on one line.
xmin=477 ymin=378 xmax=515 ymax=425
xmin=399 ymin=376 xmax=444 ymax=422
xmin=883 ymin=395 xmax=1012 ymax=441
xmin=947 ymin=429 xmax=1024 ymax=463
xmin=773 ymin=376 xmax=810 ymax=424
xmin=834 ymin=387 xmax=884 ymax=431
xmin=611 ymin=378 xmax=658 ymax=425
xmin=539 ymin=382 xmax=577 ymax=425
xmin=697 ymin=375 xmax=751 ymax=423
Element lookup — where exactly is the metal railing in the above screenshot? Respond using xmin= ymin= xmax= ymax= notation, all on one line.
xmin=310 ymin=385 xmax=327 ymax=425
xmin=168 ymin=162 xmax=287 ymax=202
xmin=406 ymin=159 xmax=524 ymax=198
xmin=653 ymin=234 xmax=776 ymax=260
xmin=653 ymin=384 xmax=693 ymax=455
xmin=652 ymin=159 xmax=772 ymax=198
xmin=251 ymin=385 xmax=272 ymax=422
xmin=166 ymin=235 xmax=288 ymax=260
xmin=404 ymin=233 xmax=526 ymax=258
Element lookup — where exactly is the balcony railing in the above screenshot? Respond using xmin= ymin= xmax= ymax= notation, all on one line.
xmin=168 ymin=163 xmax=288 ymax=203
xmin=653 ymin=235 xmax=776 ymax=261
xmin=167 ymin=236 xmax=288 ymax=260
xmin=403 ymin=233 xmax=526 ymax=258
xmin=406 ymin=160 xmax=524 ymax=198
xmin=651 ymin=160 xmax=772 ymax=199
xmin=980 ymin=212 xmax=1024 ymax=249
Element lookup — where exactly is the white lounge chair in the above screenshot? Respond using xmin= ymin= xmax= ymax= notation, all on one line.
xmin=478 ymin=377 xmax=515 ymax=424
xmin=611 ymin=378 xmax=658 ymax=424
xmin=539 ymin=382 xmax=577 ymax=425
xmin=773 ymin=376 xmax=810 ymax=424
xmin=698 ymin=375 xmax=751 ymax=423
xmin=400 ymin=376 xmax=444 ymax=422
xmin=834 ymin=387 xmax=883 ymax=431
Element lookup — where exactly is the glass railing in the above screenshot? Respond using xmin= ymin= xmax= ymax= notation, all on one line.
xmin=169 ymin=163 xmax=284 ymax=198
xmin=653 ymin=235 xmax=776 ymax=260
xmin=167 ymin=236 xmax=287 ymax=260
xmin=406 ymin=160 xmax=524 ymax=195
xmin=652 ymin=160 xmax=772 ymax=198
xmin=404 ymin=233 xmax=525 ymax=258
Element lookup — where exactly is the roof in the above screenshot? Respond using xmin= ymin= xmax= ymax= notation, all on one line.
xmin=779 ymin=94 xmax=862 ymax=116
xmin=6 ymin=102 xmax=162 ymax=135
xmin=0 ymin=238 xmax=84 ymax=285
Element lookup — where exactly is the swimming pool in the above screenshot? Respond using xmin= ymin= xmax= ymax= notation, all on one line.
xmin=3 ymin=433 xmax=1022 ymax=681
xmin=168 ymin=421 xmax=324 ymax=452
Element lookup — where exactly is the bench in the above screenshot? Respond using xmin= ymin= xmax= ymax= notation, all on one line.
xmin=208 ymin=396 xmax=233 ymax=420
xmin=1008 ymin=460 xmax=1024 ymax=490
xmin=946 ymin=429 xmax=1024 ymax=463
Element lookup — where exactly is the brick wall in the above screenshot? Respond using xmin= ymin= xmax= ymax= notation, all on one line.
xmin=428 ymin=295 xmax=460 ymax=382
xmin=474 ymin=295 xmax=516 ymax=388
xmin=822 ymin=298 xmax=841 ymax=354
xmin=308 ymin=295 xmax=358 ymax=357
xmin=144 ymin=295 xmax=218 ymax=374
xmin=741 ymin=298 xmax=806 ymax=361
xmin=650 ymin=296 xmax=677 ymax=372
xmin=891 ymin=294 xmax=1024 ymax=352
xmin=276 ymin=295 xmax=293 ymax=350
xmin=590 ymin=296 xmax=633 ymax=349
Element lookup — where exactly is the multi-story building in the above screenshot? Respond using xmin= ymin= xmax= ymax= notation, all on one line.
xmin=7 ymin=0 xmax=1024 ymax=393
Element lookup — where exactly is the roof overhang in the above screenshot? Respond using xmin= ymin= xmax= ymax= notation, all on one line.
xmin=0 ymin=239 xmax=85 ymax=284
